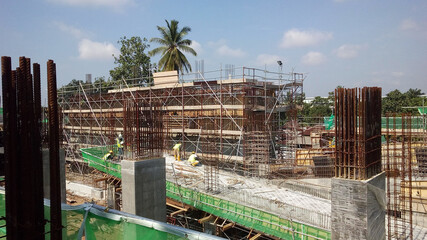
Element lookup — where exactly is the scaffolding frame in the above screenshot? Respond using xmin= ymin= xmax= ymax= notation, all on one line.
xmin=59 ymin=67 xmax=326 ymax=189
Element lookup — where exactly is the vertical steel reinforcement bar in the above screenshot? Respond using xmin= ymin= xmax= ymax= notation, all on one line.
xmin=2 ymin=56 xmax=46 ymax=239
xmin=2 ymin=56 xmax=19 ymax=239
xmin=334 ymin=87 xmax=382 ymax=180
xmin=47 ymin=59 xmax=62 ymax=240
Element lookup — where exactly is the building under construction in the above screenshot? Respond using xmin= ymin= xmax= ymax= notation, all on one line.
xmin=55 ymin=67 xmax=427 ymax=239
xmin=60 ymin=68 xmax=315 ymax=180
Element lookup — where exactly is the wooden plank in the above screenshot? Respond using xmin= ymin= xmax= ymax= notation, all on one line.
xmin=170 ymin=209 xmax=186 ymax=217
xmin=249 ymin=233 xmax=262 ymax=240
xmin=222 ymin=222 xmax=234 ymax=231
xmin=198 ymin=215 xmax=214 ymax=224
xmin=153 ymin=70 xmax=178 ymax=78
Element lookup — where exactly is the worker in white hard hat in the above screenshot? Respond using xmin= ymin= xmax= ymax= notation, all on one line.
xmin=188 ymin=151 xmax=199 ymax=167
xmin=116 ymin=133 xmax=124 ymax=159
xmin=173 ymin=142 xmax=182 ymax=161
xmin=103 ymin=150 xmax=114 ymax=161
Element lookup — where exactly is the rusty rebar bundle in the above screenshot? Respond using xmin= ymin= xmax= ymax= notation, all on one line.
xmin=47 ymin=59 xmax=62 ymax=240
xmin=1 ymin=56 xmax=45 ymax=239
xmin=123 ymin=99 xmax=163 ymax=159
xmin=334 ymin=87 xmax=382 ymax=180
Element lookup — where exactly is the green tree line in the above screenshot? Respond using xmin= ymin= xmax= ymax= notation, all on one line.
xmin=301 ymin=88 xmax=425 ymax=121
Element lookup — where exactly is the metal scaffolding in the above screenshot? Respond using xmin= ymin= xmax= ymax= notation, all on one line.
xmin=59 ymin=67 xmax=342 ymax=191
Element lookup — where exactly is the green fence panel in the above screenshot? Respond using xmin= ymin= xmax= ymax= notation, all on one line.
xmin=0 ymin=191 xmax=215 ymax=240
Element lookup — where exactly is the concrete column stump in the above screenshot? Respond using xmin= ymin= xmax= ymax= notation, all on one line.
xmin=121 ymin=158 xmax=166 ymax=222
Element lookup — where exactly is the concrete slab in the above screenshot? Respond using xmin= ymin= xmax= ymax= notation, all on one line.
xmin=165 ymin=154 xmax=332 ymax=230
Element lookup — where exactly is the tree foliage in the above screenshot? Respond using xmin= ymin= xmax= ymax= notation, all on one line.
xmin=301 ymin=91 xmax=334 ymax=122
xmin=382 ymin=88 xmax=425 ymax=115
xmin=58 ymin=79 xmax=84 ymax=95
xmin=110 ymin=36 xmax=151 ymax=83
xmin=149 ymin=19 xmax=197 ymax=74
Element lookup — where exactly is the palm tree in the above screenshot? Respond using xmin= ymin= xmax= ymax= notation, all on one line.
xmin=149 ymin=20 xmax=197 ymax=74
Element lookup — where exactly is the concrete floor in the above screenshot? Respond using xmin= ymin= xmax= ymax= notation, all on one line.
xmin=165 ymin=154 xmax=332 ymax=230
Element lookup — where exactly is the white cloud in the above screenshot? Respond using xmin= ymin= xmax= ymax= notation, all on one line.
xmin=47 ymin=0 xmax=133 ymax=8
xmin=399 ymin=19 xmax=418 ymax=30
xmin=391 ymin=71 xmax=404 ymax=77
xmin=207 ymin=39 xmax=246 ymax=58
xmin=256 ymin=54 xmax=282 ymax=66
xmin=301 ymin=52 xmax=326 ymax=65
xmin=190 ymin=40 xmax=202 ymax=55
xmin=334 ymin=44 xmax=363 ymax=59
xmin=54 ymin=21 xmax=89 ymax=39
xmin=78 ymin=38 xmax=119 ymax=60
xmin=280 ymin=29 xmax=333 ymax=48
xmin=216 ymin=45 xmax=246 ymax=58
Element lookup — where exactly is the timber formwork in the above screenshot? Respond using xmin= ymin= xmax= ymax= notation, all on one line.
xmin=59 ymin=67 xmax=308 ymax=182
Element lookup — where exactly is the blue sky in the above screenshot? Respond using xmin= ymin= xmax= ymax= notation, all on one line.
xmin=1 ymin=0 xmax=426 ymax=100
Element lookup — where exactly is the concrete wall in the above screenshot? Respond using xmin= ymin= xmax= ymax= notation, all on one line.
xmin=66 ymin=181 xmax=104 ymax=200
xmin=122 ymin=158 xmax=166 ymax=222
xmin=331 ymin=172 xmax=385 ymax=240
xmin=42 ymin=148 xmax=66 ymax=203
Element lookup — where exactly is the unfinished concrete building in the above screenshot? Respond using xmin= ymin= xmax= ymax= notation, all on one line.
xmin=58 ymin=68 xmax=427 ymax=239
xmin=60 ymin=68 xmax=317 ymax=181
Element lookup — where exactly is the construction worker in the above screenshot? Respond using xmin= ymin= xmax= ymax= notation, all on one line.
xmin=173 ymin=142 xmax=182 ymax=161
xmin=188 ymin=151 xmax=199 ymax=167
xmin=103 ymin=150 xmax=114 ymax=161
xmin=116 ymin=133 xmax=124 ymax=159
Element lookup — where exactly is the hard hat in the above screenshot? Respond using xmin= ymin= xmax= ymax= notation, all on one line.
xmin=109 ymin=150 xmax=113 ymax=153
xmin=119 ymin=133 xmax=122 ymax=138
xmin=192 ymin=151 xmax=195 ymax=154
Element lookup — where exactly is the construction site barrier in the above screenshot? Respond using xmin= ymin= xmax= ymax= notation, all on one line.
xmin=0 ymin=189 xmax=223 ymax=240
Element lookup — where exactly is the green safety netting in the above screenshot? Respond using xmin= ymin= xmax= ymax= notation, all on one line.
xmin=324 ymin=114 xmax=334 ymax=130
xmin=0 ymin=189 xmax=222 ymax=240
xmin=381 ymin=116 xmax=426 ymax=129
xmin=81 ymin=145 xmax=121 ymax=178
xmin=418 ymin=107 xmax=427 ymax=115
xmin=166 ymin=182 xmax=331 ymax=240
xmin=80 ymin=146 xmax=331 ymax=240
xmin=323 ymin=115 xmax=426 ymax=130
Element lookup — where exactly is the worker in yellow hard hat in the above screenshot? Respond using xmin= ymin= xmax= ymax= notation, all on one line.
xmin=103 ymin=150 xmax=114 ymax=161
xmin=116 ymin=133 xmax=124 ymax=160
xmin=188 ymin=151 xmax=199 ymax=167
xmin=173 ymin=142 xmax=182 ymax=161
